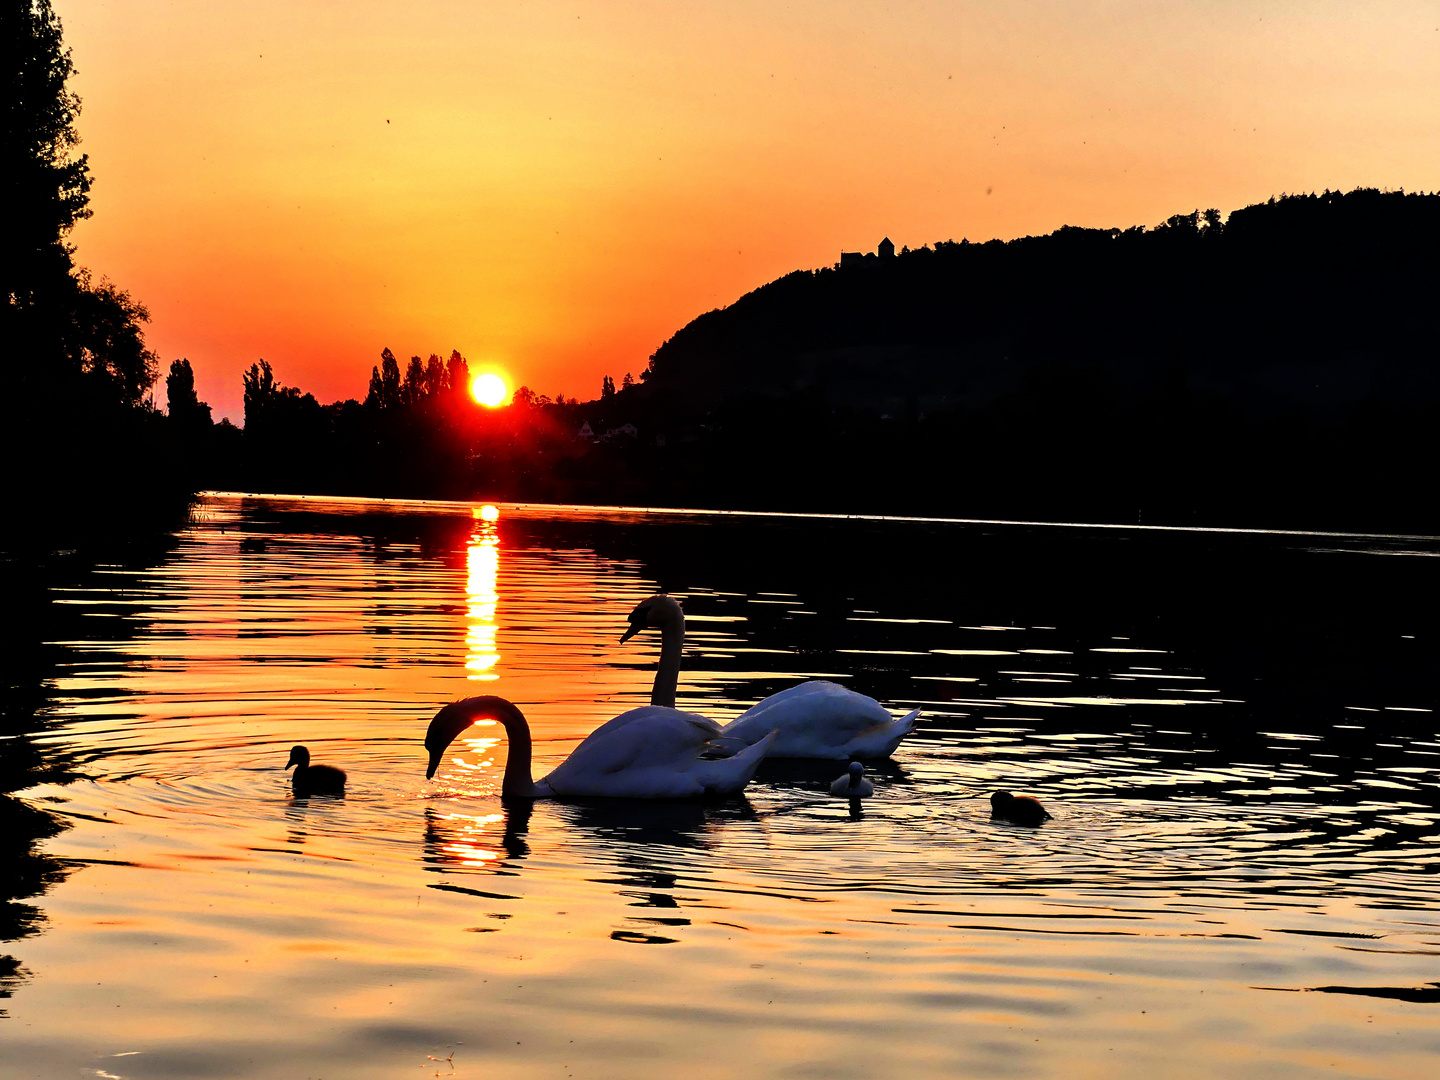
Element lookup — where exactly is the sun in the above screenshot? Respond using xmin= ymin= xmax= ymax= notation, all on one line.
xmin=470 ymin=373 xmax=507 ymax=407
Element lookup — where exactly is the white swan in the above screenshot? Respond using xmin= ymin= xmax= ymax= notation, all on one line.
xmin=424 ymin=695 xmax=775 ymax=799
xmin=623 ymin=595 xmax=921 ymax=760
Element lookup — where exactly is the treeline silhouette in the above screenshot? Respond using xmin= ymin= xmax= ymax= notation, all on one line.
xmin=3 ymin=1 xmax=188 ymax=545
xmin=174 ymin=188 xmax=1439 ymax=532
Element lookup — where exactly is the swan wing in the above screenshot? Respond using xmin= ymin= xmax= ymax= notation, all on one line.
xmin=542 ymin=707 xmax=727 ymax=799
xmin=721 ymin=681 xmax=905 ymax=759
xmin=574 ymin=704 xmax=722 ymax=750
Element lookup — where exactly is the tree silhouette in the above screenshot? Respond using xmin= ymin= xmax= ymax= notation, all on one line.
xmin=2 ymin=0 xmax=90 ymax=295
xmin=243 ymin=359 xmax=319 ymax=430
xmin=3 ymin=0 xmax=156 ymax=410
xmin=241 ymin=359 xmax=280 ymax=427
xmin=165 ymin=358 xmax=212 ymax=428
xmin=446 ymin=350 xmax=469 ymax=396
xmin=401 ymin=356 xmax=425 ymax=405
xmin=601 ymin=375 xmax=615 ymax=399
xmin=425 ymin=353 xmax=446 ymax=396
xmin=378 ymin=349 xmax=402 ymax=408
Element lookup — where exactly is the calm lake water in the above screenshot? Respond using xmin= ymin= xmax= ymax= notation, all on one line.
xmin=6 ymin=493 xmax=1440 ymax=1079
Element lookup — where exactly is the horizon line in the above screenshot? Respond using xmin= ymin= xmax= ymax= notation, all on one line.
xmin=202 ymin=491 xmax=1440 ymax=544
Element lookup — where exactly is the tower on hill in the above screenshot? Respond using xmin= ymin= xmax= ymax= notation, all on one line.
xmin=839 ymin=237 xmax=897 ymax=267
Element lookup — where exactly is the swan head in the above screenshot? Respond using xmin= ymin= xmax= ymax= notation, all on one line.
xmin=425 ymin=696 xmax=523 ymax=780
xmin=286 ymin=745 xmax=309 ymax=770
xmin=849 ymin=762 xmax=865 ymax=781
xmin=990 ymin=790 xmax=1014 ymax=811
xmin=620 ymin=594 xmax=683 ymax=643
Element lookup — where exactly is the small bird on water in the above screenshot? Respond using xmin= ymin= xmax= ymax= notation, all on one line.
xmin=990 ymin=790 xmax=1051 ymax=826
xmin=830 ymin=761 xmax=874 ymax=798
xmin=286 ymin=745 xmax=346 ymax=796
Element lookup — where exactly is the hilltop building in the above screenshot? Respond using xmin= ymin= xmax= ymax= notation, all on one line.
xmin=839 ymin=238 xmax=897 ymax=267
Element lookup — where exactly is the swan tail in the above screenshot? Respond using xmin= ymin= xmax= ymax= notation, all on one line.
xmin=850 ymin=707 xmax=922 ymax=760
xmin=694 ymin=730 xmax=777 ymax=795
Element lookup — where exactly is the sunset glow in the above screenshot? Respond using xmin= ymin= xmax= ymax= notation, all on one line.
xmin=53 ymin=0 xmax=1440 ymax=422
xmin=470 ymin=374 xmax=508 ymax=408
xmin=14 ymin=0 xmax=1439 ymax=1064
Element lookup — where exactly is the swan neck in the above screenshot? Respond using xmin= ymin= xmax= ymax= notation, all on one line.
xmin=426 ymin=697 xmax=538 ymax=797
xmin=651 ymin=615 xmax=684 ymax=708
xmin=495 ymin=707 xmax=536 ymax=798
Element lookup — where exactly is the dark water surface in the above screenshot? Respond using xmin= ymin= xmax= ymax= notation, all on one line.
xmin=6 ymin=493 xmax=1439 ymax=1079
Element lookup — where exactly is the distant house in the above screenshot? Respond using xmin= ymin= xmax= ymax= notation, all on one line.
xmin=840 ymin=238 xmax=896 ymax=267
xmin=577 ymin=421 xmax=596 ymax=441
xmin=602 ymin=423 xmax=638 ymax=442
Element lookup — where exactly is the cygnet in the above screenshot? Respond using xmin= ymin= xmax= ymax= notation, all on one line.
xmin=990 ymin=789 xmax=1051 ymax=826
xmin=830 ymin=761 xmax=874 ymax=798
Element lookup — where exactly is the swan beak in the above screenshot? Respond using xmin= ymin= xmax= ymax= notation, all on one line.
xmin=620 ymin=621 xmax=643 ymax=644
xmin=426 ymin=749 xmax=444 ymax=780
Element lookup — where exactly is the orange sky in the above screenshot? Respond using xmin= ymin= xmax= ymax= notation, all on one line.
xmin=58 ymin=1 xmax=1440 ymax=422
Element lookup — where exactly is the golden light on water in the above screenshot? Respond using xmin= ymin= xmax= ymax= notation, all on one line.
xmin=470 ymin=373 xmax=507 ymax=407
xmin=18 ymin=493 xmax=1440 ymax=1079
xmin=433 ymin=812 xmax=505 ymax=868
xmin=465 ymin=509 xmax=500 ymax=680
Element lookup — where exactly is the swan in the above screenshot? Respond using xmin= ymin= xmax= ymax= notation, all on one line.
xmin=424 ymin=695 xmax=775 ymax=799
xmin=990 ymin=790 xmax=1052 ymax=826
xmin=286 ymin=745 xmax=346 ymax=795
xmin=622 ymin=594 xmax=921 ymax=760
xmin=829 ymin=762 xmax=874 ymax=798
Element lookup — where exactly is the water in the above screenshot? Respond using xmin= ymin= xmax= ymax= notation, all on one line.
xmin=5 ymin=493 xmax=1439 ymax=1079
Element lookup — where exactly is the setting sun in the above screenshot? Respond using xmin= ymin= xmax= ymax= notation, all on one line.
xmin=470 ymin=373 xmax=507 ymax=407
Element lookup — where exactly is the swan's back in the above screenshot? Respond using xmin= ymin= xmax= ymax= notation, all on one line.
xmin=723 ymin=681 xmax=900 ymax=759
xmin=577 ymin=704 xmax=721 ymax=748
xmin=543 ymin=706 xmax=728 ymax=798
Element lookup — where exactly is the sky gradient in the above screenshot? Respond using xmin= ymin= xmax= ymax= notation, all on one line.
xmin=57 ymin=1 xmax=1440 ymax=421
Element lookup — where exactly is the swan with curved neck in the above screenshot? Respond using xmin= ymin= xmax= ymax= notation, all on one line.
xmin=622 ymin=594 xmax=920 ymax=760
xmin=424 ymin=694 xmax=775 ymax=799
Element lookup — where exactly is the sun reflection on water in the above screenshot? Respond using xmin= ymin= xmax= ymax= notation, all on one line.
xmin=432 ymin=811 xmax=506 ymax=867
xmin=465 ymin=506 xmax=501 ymax=679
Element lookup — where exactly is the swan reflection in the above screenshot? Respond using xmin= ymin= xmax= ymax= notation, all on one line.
xmin=554 ymin=796 xmax=757 ymax=849
xmin=418 ymin=796 xmax=761 ymax=946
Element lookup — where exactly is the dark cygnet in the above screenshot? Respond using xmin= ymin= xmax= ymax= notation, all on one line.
xmin=287 ymin=745 xmax=347 ymax=796
xmin=990 ymin=789 xmax=1051 ymax=826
